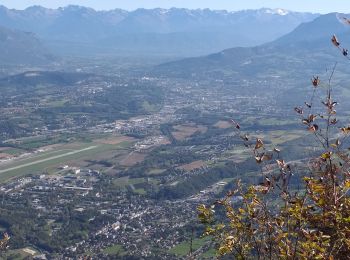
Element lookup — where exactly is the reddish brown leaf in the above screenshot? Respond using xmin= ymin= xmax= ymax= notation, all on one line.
xmin=255 ymin=138 xmax=264 ymax=150
xmin=331 ymin=34 xmax=340 ymax=47
xmin=311 ymin=76 xmax=320 ymax=87
xmin=341 ymin=126 xmax=350 ymax=134
xmin=308 ymin=124 xmax=319 ymax=132
xmin=261 ymin=153 xmax=273 ymax=161
xmin=255 ymin=156 xmax=263 ymax=164
xmin=308 ymin=114 xmax=317 ymax=122
xmin=302 ymin=119 xmax=310 ymax=125
xmin=276 ymin=159 xmax=286 ymax=168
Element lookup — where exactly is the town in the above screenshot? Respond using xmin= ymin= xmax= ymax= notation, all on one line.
xmin=0 ymin=17 xmax=329 ymax=257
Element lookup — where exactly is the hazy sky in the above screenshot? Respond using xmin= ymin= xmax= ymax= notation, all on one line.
xmin=0 ymin=0 xmax=349 ymax=13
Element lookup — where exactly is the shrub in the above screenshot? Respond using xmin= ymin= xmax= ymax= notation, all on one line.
xmin=198 ymin=34 xmax=350 ymax=259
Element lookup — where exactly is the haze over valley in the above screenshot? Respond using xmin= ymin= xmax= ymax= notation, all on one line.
xmin=0 ymin=5 xmax=319 ymax=58
xmin=0 ymin=2 xmax=349 ymax=259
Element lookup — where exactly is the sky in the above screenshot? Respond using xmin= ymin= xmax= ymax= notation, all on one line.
xmin=0 ymin=0 xmax=349 ymax=13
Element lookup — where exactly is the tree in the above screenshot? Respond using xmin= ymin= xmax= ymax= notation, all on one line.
xmin=198 ymin=34 xmax=350 ymax=259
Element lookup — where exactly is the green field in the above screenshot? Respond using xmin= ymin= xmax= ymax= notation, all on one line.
xmin=147 ymin=168 xmax=166 ymax=175
xmin=1 ymin=247 xmax=40 ymax=259
xmin=113 ymin=177 xmax=148 ymax=192
xmin=0 ymin=141 xmax=133 ymax=182
xmin=103 ymin=244 xmax=126 ymax=256
xmin=169 ymin=237 xmax=210 ymax=257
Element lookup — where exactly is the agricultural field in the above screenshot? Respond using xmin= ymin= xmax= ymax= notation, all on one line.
xmin=177 ymin=160 xmax=207 ymax=171
xmin=169 ymin=237 xmax=211 ymax=258
xmin=225 ymin=148 xmax=251 ymax=163
xmin=147 ymin=168 xmax=166 ymax=175
xmin=120 ymin=151 xmax=147 ymax=167
xmin=112 ymin=176 xmax=151 ymax=194
xmin=1 ymin=247 xmax=41 ymax=259
xmin=265 ymin=130 xmax=304 ymax=145
xmin=213 ymin=120 xmax=232 ymax=129
xmin=172 ymin=124 xmax=208 ymax=141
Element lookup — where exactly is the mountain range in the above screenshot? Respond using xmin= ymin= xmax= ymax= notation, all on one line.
xmin=0 ymin=5 xmax=318 ymax=57
xmin=155 ymin=13 xmax=350 ymax=79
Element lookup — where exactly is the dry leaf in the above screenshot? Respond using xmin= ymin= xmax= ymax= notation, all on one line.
xmin=331 ymin=34 xmax=340 ymax=47
xmin=255 ymin=138 xmax=264 ymax=150
xmin=311 ymin=76 xmax=320 ymax=87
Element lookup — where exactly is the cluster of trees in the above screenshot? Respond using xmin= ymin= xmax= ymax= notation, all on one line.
xmin=157 ymin=162 xmax=241 ymax=200
xmin=0 ymin=72 xmax=164 ymax=139
xmin=0 ymin=191 xmax=107 ymax=254
xmin=124 ymin=146 xmax=204 ymax=178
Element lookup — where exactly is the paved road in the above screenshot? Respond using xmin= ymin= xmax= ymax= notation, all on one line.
xmin=0 ymin=146 xmax=97 ymax=174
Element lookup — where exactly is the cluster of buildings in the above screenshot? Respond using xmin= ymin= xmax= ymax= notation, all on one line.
xmin=66 ymin=195 xmax=198 ymax=258
xmin=0 ymin=166 xmax=100 ymax=196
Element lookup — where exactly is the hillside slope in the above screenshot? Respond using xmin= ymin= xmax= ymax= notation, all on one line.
xmin=0 ymin=25 xmax=54 ymax=65
xmin=154 ymin=13 xmax=350 ymax=78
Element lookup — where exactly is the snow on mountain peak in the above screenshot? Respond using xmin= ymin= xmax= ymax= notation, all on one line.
xmin=276 ymin=8 xmax=289 ymax=16
xmin=264 ymin=8 xmax=289 ymax=16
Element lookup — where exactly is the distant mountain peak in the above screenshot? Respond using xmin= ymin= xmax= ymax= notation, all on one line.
xmin=153 ymin=12 xmax=350 ymax=79
xmin=59 ymin=5 xmax=95 ymax=13
xmin=0 ymin=5 xmax=319 ymax=57
xmin=263 ymin=8 xmax=290 ymax=16
xmin=25 ymin=5 xmax=48 ymax=11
